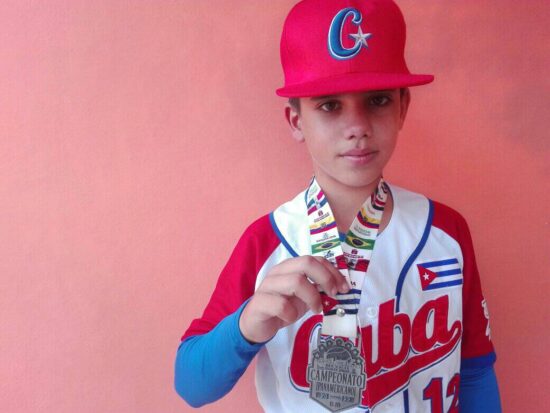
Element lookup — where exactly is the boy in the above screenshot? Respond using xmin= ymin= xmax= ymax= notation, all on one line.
xmin=175 ymin=0 xmax=501 ymax=411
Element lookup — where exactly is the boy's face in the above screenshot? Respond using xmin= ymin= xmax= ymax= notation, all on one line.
xmin=285 ymin=89 xmax=410 ymax=191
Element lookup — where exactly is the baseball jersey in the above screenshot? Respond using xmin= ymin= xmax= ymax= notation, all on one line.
xmin=181 ymin=182 xmax=496 ymax=412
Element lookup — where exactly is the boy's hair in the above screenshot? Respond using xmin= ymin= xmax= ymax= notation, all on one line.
xmin=288 ymin=97 xmax=301 ymax=113
xmin=288 ymin=88 xmax=407 ymax=114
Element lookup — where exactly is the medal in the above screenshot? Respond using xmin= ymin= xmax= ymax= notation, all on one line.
xmin=307 ymin=337 xmax=367 ymax=412
xmin=305 ymin=177 xmax=388 ymax=412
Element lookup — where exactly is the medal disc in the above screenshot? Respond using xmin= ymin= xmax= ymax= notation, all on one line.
xmin=307 ymin=337 xmax=366 ymax=412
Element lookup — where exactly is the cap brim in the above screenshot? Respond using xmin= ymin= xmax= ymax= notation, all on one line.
xmin=276 ymin=72 xmax=434 ymax=97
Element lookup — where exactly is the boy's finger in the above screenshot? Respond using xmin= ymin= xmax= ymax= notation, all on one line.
xmin=267 ymin=256 xmax=348 ymax=297
xmin=297 ymin=257 xmax=341 ymax=297
xmin=253 ymin=292 xmax=302 ymax=323
xmin=261 ymin=272 xmax=323 ymax=313
xmin=302 ymin=256 xmax=348 ymax=296
xmin=268 ymin=256 xmax=334 ymax=292
xmin=313 ymin=256 xmax=350 ymax=293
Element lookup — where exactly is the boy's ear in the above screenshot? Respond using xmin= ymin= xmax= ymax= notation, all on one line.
xmin=399 ymin=88 xmax=411 ymax=130
xmin=285 ymin=104 xmax=305 ymax=143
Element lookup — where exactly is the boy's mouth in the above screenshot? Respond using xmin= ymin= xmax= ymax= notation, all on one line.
xmin=340 ymin=149 xmax=377 ymax=164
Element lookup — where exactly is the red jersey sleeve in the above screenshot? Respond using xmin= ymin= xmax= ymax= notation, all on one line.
xmin=431 ymin=201 xmax=495 ymax=365
xmin=181 ymin=214 xmax=281 ymax=341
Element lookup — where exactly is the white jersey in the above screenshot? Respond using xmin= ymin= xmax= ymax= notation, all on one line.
xmin=182 ymin=183 xmax=495 ymax=412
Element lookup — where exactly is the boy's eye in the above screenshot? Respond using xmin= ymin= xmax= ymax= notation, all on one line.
xmin=319 ymin=101 xmax=340 ymax=112
xmin=369 ymin=95 xmax=391 ymax=106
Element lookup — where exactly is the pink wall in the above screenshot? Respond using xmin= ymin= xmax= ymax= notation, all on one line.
xmin=1 ymin=1 xmax=548 ymax=412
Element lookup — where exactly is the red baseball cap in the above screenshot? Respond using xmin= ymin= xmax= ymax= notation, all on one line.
xmin=276 ymin=0 xmax=434 ymax=97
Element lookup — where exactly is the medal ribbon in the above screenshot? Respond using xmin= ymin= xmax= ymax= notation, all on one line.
xmin=305 ymin=176 xmax=388 ymax=340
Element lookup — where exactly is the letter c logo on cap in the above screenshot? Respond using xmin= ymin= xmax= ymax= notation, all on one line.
xmin=328 ymin=7 xmax=372 ymax=60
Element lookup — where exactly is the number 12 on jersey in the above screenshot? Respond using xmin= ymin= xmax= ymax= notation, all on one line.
xmin=423 ymin=374 xmax=460 ymax=413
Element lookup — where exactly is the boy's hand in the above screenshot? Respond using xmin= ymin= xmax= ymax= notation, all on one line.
xmin=239 ymin=256 xmax=349 ymax=344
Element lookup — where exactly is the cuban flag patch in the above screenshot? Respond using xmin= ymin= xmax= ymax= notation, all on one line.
xmin=417 ymin=258 xmax=463 ymax=291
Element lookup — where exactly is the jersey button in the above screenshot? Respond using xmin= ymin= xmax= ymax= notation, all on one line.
xmin=366 ymin=306 xmax=378 ymax=318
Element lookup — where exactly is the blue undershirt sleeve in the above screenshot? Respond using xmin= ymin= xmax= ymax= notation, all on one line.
xmin=174 ymin=300 xmax=265 ymax=408
xmin=459 ymin=363 xmax=502 ymax=412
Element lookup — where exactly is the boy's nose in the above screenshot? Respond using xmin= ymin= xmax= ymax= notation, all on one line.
xmin=343 ymin=107 xmax=373 ymax=140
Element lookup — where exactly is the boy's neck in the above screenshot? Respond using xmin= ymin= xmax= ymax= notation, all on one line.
xmin=315 ymin=174 xmax=393 ymax=234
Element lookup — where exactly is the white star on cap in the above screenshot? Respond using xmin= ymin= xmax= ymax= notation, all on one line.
xmin=349 ymin=26 xmax=372 ymax=49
